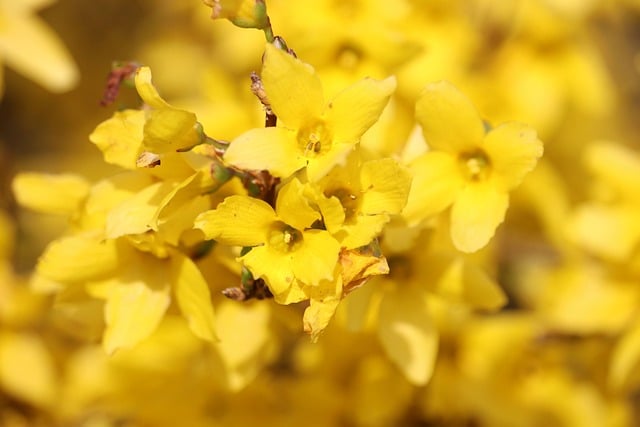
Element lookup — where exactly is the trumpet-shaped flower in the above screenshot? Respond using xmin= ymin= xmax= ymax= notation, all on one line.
xmin=403 ymin=81 xmax=543 ymax=253
xmin=195 ymin=178 xmax=341 ymax=303
xmin=223 ymin=43 xmax=396 ymax=181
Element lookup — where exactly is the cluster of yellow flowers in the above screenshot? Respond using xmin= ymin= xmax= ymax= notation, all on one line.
xmin=3 ymin=0 xmax=640 ymax=425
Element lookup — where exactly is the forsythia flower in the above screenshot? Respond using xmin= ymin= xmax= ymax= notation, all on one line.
xmin=223 ymin=43 xmax=396 ymax=181
xmin=195 ymin=177 xmax=340 ymax=304
xmin=403 ymin=81 xmax=544 ymax=253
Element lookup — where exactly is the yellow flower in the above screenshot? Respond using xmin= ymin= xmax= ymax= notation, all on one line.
xmin=310 ymin=152 xmax=412 ymax=249
xmin=195 ymin=177 xmax=341 ymax=303
xmin=0 ymin=0 xmax=78 ymax=95
xmin=223 ymin=43 xmax=396 ymax=181
xmin=90 ymin=66 xmax=203 ymax=170
xmin=203 ymin=0 xmax=269 ymax=30
xmin=403 ymin=81 xmax=543 ymax=253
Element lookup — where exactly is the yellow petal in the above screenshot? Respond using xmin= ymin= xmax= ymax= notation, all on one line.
xmin=262 ymin=43 xmax=324 ymax=128
xmin=360 ymin=158 xmax=412 ymax=215
xmin=402 ymin=151 xmax=464 ymax=225
xmin=339 ymin=213 xmax=390 ymax=249
xmin=12 ymin=172 xmax=90 ymax=215
xmin=585 ymin=141 xmax=640 ymax=201
xmin=143 ymin=109 xmax=200 ymax=153
xmin=434 ymin=257 xmax=506 ymax=310
xmin=134 ymin=66 xmax=170 ymax=109
xmin=450 ymin=182 xmax=509 ymax=253
xmin=242 ymin=245 xmax=301 ymax=303
xmin=275 ymin=178 xmax=321 ymax=231
xmin=415 ymin=81 xmax=484 ymax=153
xmin=482 ymin=122 xmax=543 ymax=191
xmin=105 ymin=181 xmax=175 ymax=239
xmin=610 ymin=319 xmax=640 ymax=390
xmin=171 ymin=253 xmax=216 ymax=342
xmin=306 ymin=142 xmax=355 ymax=182
xmin=194 ymin=195 xmax=276 ymax=246
xmin=214 ymin=301 xmax=271 ymax=391
xmin=97 ymin=255 xmax=171 ymax=354
xmin=325 ymin=76 xmax=396 ymax=143
xmin=303 ymin=296 xmax=341 ymax=343
xmin=0 ymin=15 xmax=78 ymax=92
xmin=292 ymin=230 xmax=340 ymax=287
xmin=569 ymin=204 xmax=640 ymax=261
xmin=89 ymin=110 xmax=145 ymax=169
xmin=223 ymin=127 xmax=305 ymax=178
xmin=0 ymin=332 xmax=56 ymax=408
xmin=36 ymin=232 xmax=121 ymax=284
xmin=377 ymin=287 xmax=438 ymax=386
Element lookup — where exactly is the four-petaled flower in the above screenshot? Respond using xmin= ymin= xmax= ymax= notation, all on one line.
xmin=403 ymin=81 xmax=544 ymax=253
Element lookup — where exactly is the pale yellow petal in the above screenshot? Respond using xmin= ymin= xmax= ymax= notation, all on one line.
xmin=482 ymin=122 xmax=543 ymax=191
xmin=242 ymin=245 xmax=302 ymax=303
xmin=377 ymin=287 xmax=438 ymax=386
xmin=303 ymin=296 xmax=341 ymax=343
xmin=36 ymin=232 xmax=121 ymax=284
xmin=585 ymin=141 xmax=640 ymax=201
xmin=101 ymin=280 xmax=170 ymax=355
xmin=89 ymin=110 xmax=145 ymax=169
xmin=292 ymin=230 xmax=340 ymax=287
xmin=434 ymin=257 xmax=506 ymax=310
xmin=306 ymin=142 xmax=355 ymax=182
xmin=450 ymin=183 xmax=509 ymax=253
xmin=0 ymin=332 xmax=56 ymax=408
xmin=223 ymin=127 xmax=305 ymax=178
xmin=415 ymin=81 xmax=484 ymax=153
xmin=262 ymin=43 xmax=324 ymax=127
xmin=0 ymin=16 xmax=78 ymax=92
xmin=610 ymin=319 xmax=640 ymax=390
xmin=402 ymin=151 xmax=464 ymax=225
xmin=569 ymin=204 xmax=640 ymax=261
xmin=143 ymin=108 xmax=200 ymax=153
xmin=105 ymin=181 xmax=175 ymax=239
xmin=360 ymin=158 xmax=412 ymax=215
xmin=325 ymin=76 xmax=396 ymax=143
xmin=171 ymin=253 xmax=216 ymax=342
xmin=12 ymin=172 xmax=90 ymax=215
xmin=134 ymin=66 xmax=171 ymax=109
xmin=214 ymin=301 xmax=271 ymax=391
xmin=194 ymin=195 xmax=276 ymax=246
xmin=339 ymin=213 xmax=390 ymax=249
xmin=275 ymin=178 xmax=321 ymax=230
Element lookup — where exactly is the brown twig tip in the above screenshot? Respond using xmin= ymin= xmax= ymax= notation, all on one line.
xmin=222 ymin=279 xmax=273 ymax=302
xmin=100 ymin=61 xmax=140 ymax=107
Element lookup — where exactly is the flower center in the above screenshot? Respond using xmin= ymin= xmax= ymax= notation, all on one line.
xmin=458 ymin=148 xmax=491 ymax=182
xmin=297 ymin=120 xmax=332 ymax=158
xmin=268 ymin=221 xmax=303 ymax=252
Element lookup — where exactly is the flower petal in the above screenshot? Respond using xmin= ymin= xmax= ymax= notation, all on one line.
xmin=195 ymin=195 xmax=276 ymax=246
xmin=12 ymin=172 xmax=90 ymax=216
xmin=275 ymin=178 xmax=321 ymax=230
xmin=242 ymin=245 xmax=305 ymax=304
xmin=262 ymin=43 xmax=324 ymax=128
xmin=415 ymin=81 xmax=484 ymax=153
xmin=450 ymin=182 xmax=509 ymax=253
xmin=223 ymin=127 xmax=305 ymax=178
xmin=402 ymin=151 xmax=464 ymax=225
xmin=171 ymin=253 xmax=217 ymax=342
xmin=0 ymin=16 xmax=78 ymax=92
xmin=292 ymin=230 xmax=340 ymax=287
xmin=325 ymin=76 xmax=396 ymax=143
xmin=101 ymin=280 xmax=170 ymax=355
xmin=339 ymin=213 xmax=390 ymax=249
xmin=360 ymin=158 xmax=412 ymax=215
xmin=89 ymin=110 xmax=145 ymax=169
xmin=36 ymin=232 xmax=121 ymax=284
xmin=134 ymin=66 xmax=171 ymax=109
xmin=377 ymin=286 xmax=438 ymax=386
xmin=482 ymin=122 xmax=543 ymax=191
